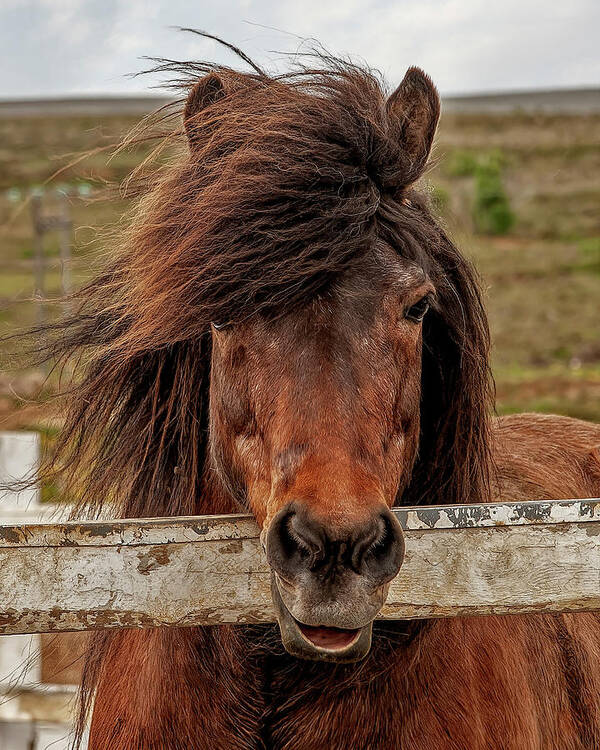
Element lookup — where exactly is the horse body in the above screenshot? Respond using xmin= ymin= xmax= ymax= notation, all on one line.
xmin=88 ymin=414 xmax=600 ymax=749
xmin=28 ymin=39 xmax=600 ymax=748
xmin=88 ymin=614 xmax=600 ymax=749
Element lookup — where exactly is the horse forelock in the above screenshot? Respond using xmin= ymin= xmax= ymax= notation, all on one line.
xmin=113 ymin=59 xmax=436 ymax=350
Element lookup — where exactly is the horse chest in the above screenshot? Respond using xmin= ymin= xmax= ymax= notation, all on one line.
xmin=256 ymin=615 xmax=600 ymax=750
xmin=87 ymin=617 xmax=600 ymax=750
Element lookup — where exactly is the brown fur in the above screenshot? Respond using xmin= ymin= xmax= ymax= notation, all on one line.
xmin=16 ymin=36 xmax=600 ymax=748
xmin=86 ymin=416 xmax=600 ymax=750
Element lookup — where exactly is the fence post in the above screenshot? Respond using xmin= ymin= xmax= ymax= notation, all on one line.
xmin=0 ymin=431 xmax=40 ymax=514
xmin=0 ymin=431 xmax=41 ymax=694
xmin=30 ymin=195 xmax=46 ymax=331
xmin=58 ymin=192 xmax=72 ymax=304
xmin=0 ymin=432 xmax=81 ymax=749
xmin=0 ymin=434 xmax=44 ymax=749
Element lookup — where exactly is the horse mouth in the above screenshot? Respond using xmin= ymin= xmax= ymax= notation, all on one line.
xmin=296 ymin=622 xmax=362 ymax=650
xmin=270 ymin=574 xmax=373 ymax=662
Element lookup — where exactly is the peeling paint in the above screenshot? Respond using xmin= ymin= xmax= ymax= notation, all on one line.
xmin=396 ymin=499 xmax=600 ymax=531
xmin=136 ymin=546 xmax=172 ymax=575
xmin=0 ymin=525 xmax=25 ymax=544
xmin=1 ymin=499 xmax=599 ymax=635
xmin=219 ymin=540 xmax=243 ymax=554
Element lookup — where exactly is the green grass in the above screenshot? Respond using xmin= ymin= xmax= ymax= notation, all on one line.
xmin=495 ymin=364 xmax=600 ymax=422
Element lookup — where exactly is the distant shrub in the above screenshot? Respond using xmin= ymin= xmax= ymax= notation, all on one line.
xmin=577 ymin=237 xmax=600 ymax=275
xmin=445 ymin=149 xmax=478 ymax=177
xmin=472 ymin=156 xmax=515 ymax=235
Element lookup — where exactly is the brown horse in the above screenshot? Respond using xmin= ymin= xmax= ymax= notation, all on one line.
xmin=33 ymin=44 xmax=600 ymax=749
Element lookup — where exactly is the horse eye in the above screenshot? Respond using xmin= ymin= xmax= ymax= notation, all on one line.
xmin=404 ymin=295 xmax=431 ymax=323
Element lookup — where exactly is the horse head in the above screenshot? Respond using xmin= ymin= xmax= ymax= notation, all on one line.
xmin=181 ymin=66 xmax=491 ymax=660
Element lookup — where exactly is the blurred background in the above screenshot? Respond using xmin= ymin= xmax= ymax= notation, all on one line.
xmin=0 ymin=2 xmax=598 ymax=747
xmin=2 ymin=2 xmax=599 ymax=437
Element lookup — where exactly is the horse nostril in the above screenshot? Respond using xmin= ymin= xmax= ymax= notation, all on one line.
xmin=359 ymin=509 xmax=405 ymax=583
xmin=267 ymin=505 xmax=326 ymax=577
xmin=267 ymin=503 xmax=404 ymax=585
xmin=349 ymin=516 xmax=384 ymax=572
xmin=284 ymin=512 xmax=325 ymax=563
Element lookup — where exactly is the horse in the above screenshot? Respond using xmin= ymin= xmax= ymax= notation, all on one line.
xmin=32 ymin=45 xmax=600 ymax=749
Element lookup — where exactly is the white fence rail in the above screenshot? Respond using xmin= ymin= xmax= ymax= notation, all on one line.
xmin=1 ymin=499 xmax=599 ymax=635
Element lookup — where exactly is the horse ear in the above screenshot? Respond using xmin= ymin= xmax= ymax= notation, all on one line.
xmin=184 ymin=73 xmax=226 ymax=149
xmin=387 ymin=67 xmax=440 ymax=184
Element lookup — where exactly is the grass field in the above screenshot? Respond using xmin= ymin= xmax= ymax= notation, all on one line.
xmin=1 ymin=107 xmax=599 ymax=435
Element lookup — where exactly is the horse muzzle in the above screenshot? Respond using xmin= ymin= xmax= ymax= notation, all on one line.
xmin=265 ymin=501 xmax=405 ymax=662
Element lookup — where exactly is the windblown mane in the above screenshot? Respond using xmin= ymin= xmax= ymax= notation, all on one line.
xmin=24 ymin=41 xmax=493 ymax=525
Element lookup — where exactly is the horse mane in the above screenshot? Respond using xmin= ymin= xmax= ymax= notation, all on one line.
xmin=22 ymin=40 xmax=493 ymax=523
xmin=8 ymin=38 xmax=496 ymax=747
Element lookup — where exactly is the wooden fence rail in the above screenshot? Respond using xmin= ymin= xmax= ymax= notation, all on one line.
xmin=1 ymin=499 xmax=599 ymax=635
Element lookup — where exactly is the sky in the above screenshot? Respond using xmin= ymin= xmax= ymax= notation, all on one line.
xmin=1 ymin=0 xmax=598 ymax=99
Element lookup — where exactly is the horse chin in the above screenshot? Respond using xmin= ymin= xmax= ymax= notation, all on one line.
xmin=270 ymin=573 xmax=374 ymax=663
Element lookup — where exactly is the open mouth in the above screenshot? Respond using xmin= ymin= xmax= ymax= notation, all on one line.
xmin=270 ymin=574 xmax=374 ymax=662
xmin=296 ymin=622 xmax=362 ymax=650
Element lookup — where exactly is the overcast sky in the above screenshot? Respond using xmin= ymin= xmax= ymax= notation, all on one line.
xmin=1 ymin=0 xmax=598 ymax=99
